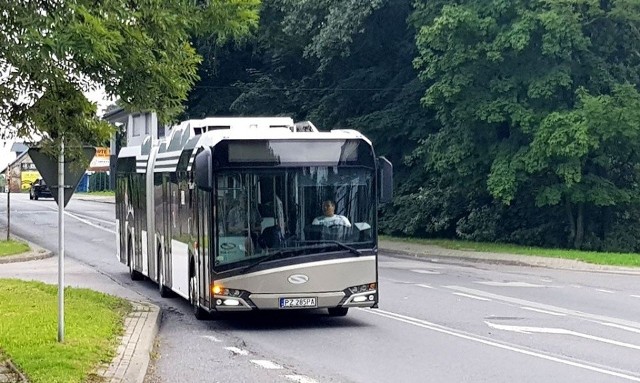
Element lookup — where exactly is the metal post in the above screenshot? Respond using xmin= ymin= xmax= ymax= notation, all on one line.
xmin=58 ymin=140 xmax=65 ymax=343
xmin=6 ymin=178 xmax=10 ymax=241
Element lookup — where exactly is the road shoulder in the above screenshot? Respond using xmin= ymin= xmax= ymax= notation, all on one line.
xmin=379 ymin=239 xmax=640 ymax=275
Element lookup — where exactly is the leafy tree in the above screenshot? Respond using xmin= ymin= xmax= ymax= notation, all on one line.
xmin=412 ymin=0 xmax=640 ymax=248
xmin=0 ymin=0 xmax=259 ymax=159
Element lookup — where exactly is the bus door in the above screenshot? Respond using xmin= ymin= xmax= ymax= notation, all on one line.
xmin=196 ymin=188 xmax=211 ymax=306
xmin=162 ymin=174 xmax=173 ymax=287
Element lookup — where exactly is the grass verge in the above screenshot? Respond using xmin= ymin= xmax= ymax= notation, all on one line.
xmin=0 ymin=240 xmax=29 ymax=257
xmin=380 ymin=235 xmax=640 ymax=267
xmin=0 ymin=279 xmax=131 ymax=383
xmin=78 ymin=190 xmax=115 ymax=197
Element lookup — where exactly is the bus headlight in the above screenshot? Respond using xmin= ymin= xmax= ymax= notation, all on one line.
xmin=346 ymin=283 xmax=376 ymax=295
xmin=210 ymin=284 xmax=245 ymax=298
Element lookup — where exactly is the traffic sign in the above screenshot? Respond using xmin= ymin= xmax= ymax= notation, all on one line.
xmin=28 ymin=147 xmax=96 ymax=207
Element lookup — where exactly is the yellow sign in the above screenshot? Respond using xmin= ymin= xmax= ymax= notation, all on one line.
xmin=90 ymin=147 xmax=111 ymax=170
xmin=21 ymin=171 xmax=40 ymax=190
xmin=95 ymin=147 xmax=110 ymax=157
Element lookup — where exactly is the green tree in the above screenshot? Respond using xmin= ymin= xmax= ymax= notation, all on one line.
xmin=0 ymin=0 xmax=259 ymax=158
xmin=412 ymin=0 xmax=640 ymax=248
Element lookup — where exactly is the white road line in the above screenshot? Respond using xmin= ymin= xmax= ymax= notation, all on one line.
xmin=202 ymin=335 xmax=222 ymax=342
xmin=521 ymin=307 xmax=566 ymax=316
xmin=453 ymin=292 xmax=491 ymax=301
xmin=444 ymin=285 xmax=640 ymax=330
xmin=416 ymin=284 xmax=434 ymax=289
xmin=67 ymin=212 xmax=115 ymax=225
xmin=410 ymin=269 xmax=441 ymax=275
xmin=596 ymin=289 xmax=614 ymax=294
xmin=285 ymin=375 xmax=319 ymax=383
xmin=42 ymin=205 xmax=116 ymax=234
xmin=485 ymin=322 xmax=640 ymax=351
xmin=476 ymin=281 xmax=544 ymax=288
xmin=631 ymin=295 xmax=640 ymax=299
xmin=225 ymin=347 xmax=249 ymax=356
xmin=600 ymin=322 xmax=640 ymax=334
xmin=65 ymin=211 xmax=116 ymax=234
xmin=360 ymin=309 xmax=640 ymax=382
xmin=251 ymin=360 xmax=283 ymax=369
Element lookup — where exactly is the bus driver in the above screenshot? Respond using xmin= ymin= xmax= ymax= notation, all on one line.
xmin=312 ymin=200 xmax=351 ymax=227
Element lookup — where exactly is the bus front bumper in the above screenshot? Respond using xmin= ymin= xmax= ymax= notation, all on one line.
xmin=212 ymin=290 xmax=377 ymax=311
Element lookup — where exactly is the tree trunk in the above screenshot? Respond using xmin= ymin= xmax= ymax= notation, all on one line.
xmin=566 ymin=200 xmax=576 ymax=246
xmin=574 ymin=203 xmax=584 ymax=249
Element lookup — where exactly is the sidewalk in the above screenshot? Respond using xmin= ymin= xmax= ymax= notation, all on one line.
xmin=379 ymin=239 xmax=640 ymax=275
xmin=0 ymin=232 xmax=160 ymax=383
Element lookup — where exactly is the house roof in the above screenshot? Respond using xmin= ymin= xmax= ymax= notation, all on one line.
xmin=2 ymin=150 xmax=30 ymax=175
xmin=10 ymin=142 xmax=28 ymax=153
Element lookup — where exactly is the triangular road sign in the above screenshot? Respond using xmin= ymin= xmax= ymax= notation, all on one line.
xmin=28 ymin=147 xmax=97 ymax=207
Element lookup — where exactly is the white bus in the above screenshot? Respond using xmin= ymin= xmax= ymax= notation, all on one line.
xmin=115 ymin=117 xmax=392 ymax=319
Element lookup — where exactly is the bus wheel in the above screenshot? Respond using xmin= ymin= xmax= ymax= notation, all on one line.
xmin=328 ymin=307 xmax=349 ymax=317
xmin=190 ymin=275 xmax=209 ymax=320
xmin=157 ymin=249 xmax=171 ymax=298
xmin=128 ymin=240 xmax=143 ymax=281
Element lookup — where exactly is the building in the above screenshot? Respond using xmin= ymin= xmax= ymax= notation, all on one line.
xmin=0 ymin=150 xmax=40 ymax=193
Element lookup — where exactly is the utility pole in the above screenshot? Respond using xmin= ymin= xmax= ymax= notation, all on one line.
xmin=6 ymin=177 xmax=10 ymax=241
xmin=57 ymin=140 xmax=65 ymax=343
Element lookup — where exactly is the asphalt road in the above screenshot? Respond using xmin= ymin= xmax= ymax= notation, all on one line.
xmin=1 ymin=193 xmax=639 ymax=383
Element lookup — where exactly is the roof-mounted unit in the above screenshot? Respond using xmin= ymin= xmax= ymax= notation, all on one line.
xmin=293 ymin=121 xmax=318 ymax=132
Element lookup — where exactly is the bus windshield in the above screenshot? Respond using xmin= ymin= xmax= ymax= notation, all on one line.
xmin=213 ymin=166 xmax=375 ymax=271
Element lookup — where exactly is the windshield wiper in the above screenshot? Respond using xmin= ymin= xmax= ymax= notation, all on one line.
xmin=241 ymin=241 xmax=362 ymax=273
xmin=300 ymin=240 xmax=362 ymax=256
xmin=242 ymin=247 xmax=307 ymax=273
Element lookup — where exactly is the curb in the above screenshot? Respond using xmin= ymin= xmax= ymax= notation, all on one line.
xmin=97 ymin=302 xmax=161 ymax=383
xmin=73 ymin=196 xmax=115 ymax=204
xmin=0 ymin=236 xmax=53 ymax=264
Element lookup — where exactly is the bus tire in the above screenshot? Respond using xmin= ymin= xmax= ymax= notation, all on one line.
xmin=328 ymin=307 xmax=349 ymax=317
xmin=128 ymin=238 xmax=143 ymax=281
xmin=157 ymin=246 xmax=171 ymax=298
xmin=190 ymin=274 xmax=209 ymax=320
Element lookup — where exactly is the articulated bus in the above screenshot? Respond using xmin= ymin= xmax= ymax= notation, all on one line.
xmin=115 ymin=117 xmax=392 ymax=319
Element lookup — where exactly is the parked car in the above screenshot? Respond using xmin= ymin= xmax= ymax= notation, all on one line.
xmin=29 ymin=178 xmax=52 ymax=200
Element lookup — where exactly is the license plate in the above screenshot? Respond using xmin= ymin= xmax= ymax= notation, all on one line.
xmin=279 ymin=297 xmax=317 ymax=308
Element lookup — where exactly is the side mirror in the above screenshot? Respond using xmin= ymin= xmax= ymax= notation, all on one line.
xmin=378 ymin=156 xmax=393 ymax=204
xmin=194 ymin=147 xmax=213 ymax=191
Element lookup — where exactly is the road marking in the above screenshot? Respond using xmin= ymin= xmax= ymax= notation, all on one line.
xmin=202 ymin=335 xmax=222 ymax=342
xmin=600 ymin=322 xmax=640 ymax=334
xmin=225 ymin=347 xmax=249 ymax=356
xmin=596 ymin=289 xmax=614 ymax=294
xmin=631 ymin=295 xmax=640 ymax=299
xmin=360 ymin=309 xmax=640 ymax=382
xmin=67 ymin=212 xmax=115 ymax=225
xmin=476 ymin=281 xmax=544 ymax=288
xmin=41 ymin=205 xmax=116 ymax=234
xmin=485 ymin=322 xmax=640 ymax=351
xmin=65 ymin=212 xmax=116 ymax=234
xmin=453 ymin=292 xmax=491 ymax=301
xmin=285 ymin=375 xmax=319 ymax=383
xmin=444 ymin=285 xmax=640 ymax=329
xmin=410 ymin=269 xmax=441 ymax=275
xmin=416 ymin=284 xmax=434 ymax=289
xmin=521 ymin=307 xmax=566 ymax=316
xmin=251 ymin=360 xmax=283 ymax=369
